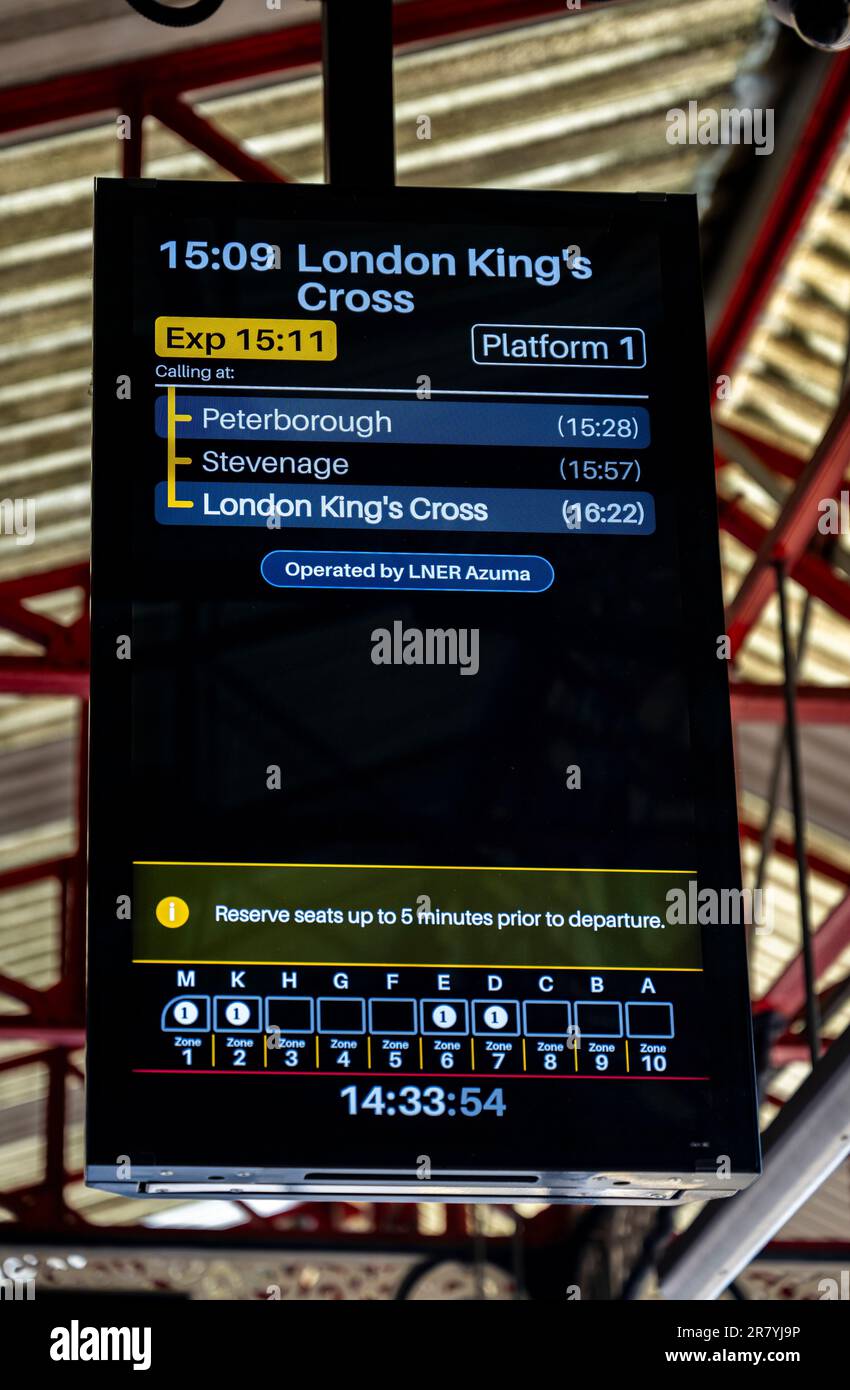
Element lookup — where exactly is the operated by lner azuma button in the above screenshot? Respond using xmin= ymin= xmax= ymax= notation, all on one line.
xmin=471 ymin=323 xmax=646 ymax=368
xmin=261 ymin=549 xmax=555 ymax=593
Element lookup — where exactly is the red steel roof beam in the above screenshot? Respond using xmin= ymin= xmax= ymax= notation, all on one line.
xmin=720 ymin=497 xmax=850 ymax=625
xmin=0 ymin=974 xmax=43 ymax=1009
xmin=150 ymin=95 xmax=288 ymax=183
xmin=739 ymin=819 xmax=850 ymax=889
xmin=726 ymin=401 xmax=850 ymax=654
xmin=0 ymin=858 xmax=72 ymax=892
xmin=0 ymin=602 xmax=73 ymax=650
xmin=732 ymin=682 xmax=850 ymax=723
xmin=759 ymin=888 xmax=850 ymax=1018
xmin=708 ymin=51 xmax=850 ymax=382
xmin=0 ymin=20 xmax=322 ymax=135
xmin=0 ymin=0 xmax=613 ymax=138
xmin=717 ymin=426 xmax=806 ymax=483
xmin=0 ymin=1022 xmax=85 ymax=1047
xmin=0 ymin=658 xmax=89 ymax=697
xmin=0 ymin=566 xmax=88 ymax=604
xmin=771 ymin=1037 xmax=833 ymax=1064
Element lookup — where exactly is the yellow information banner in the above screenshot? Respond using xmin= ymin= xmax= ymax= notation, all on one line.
xmin=154 ymin=316 xmax=337 ymax=360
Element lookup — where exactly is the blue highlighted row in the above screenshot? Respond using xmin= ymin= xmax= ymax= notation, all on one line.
xmin=155 ymin=395 xmax=650 ymax=448
xmin=260 ymin=550 xmax=555 ymax=594
xmin=154 ymin=483 xmax=655 ymax=535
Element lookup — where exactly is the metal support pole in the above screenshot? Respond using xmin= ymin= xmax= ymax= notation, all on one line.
xmin=755 ymin=592 xmax=812 ymax=892
xmin=121 ymin=90 xmax=145 ymax=178
xmin=774 ymin=556 xmax=821 ymax=1065
xmin=659 ymin=1016 xmax=850 ymax=1300
xmin=321 ymin=0 xmax=395 ymax=187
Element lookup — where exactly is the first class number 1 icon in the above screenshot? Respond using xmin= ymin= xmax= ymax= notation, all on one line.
xmin=432 ymin=1005 xmax=458 ymax=1029
xmin=483 ymin=1005 xmax=509 ymax=1030
xmin=155 ymin=895 xmax=190 ymax=928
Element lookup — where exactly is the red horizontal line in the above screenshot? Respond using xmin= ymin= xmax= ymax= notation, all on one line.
xmin=0 ymin=1 xmax=606 ymax=137
xmin=135 ymin=1069 xmax=708 ymax=1081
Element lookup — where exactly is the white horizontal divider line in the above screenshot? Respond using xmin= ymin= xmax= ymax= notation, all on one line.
xmin=152 ymin=382 xmax=650 ymax=400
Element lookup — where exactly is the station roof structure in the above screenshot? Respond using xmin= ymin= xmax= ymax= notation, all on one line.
xmin=1 ymin=0 xmax=849 ymax=1298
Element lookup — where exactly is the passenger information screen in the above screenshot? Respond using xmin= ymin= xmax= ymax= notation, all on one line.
xmin=87 ymin=180 xmax=760 ymax=1201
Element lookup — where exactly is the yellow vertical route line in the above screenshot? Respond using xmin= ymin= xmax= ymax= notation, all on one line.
xmin=470 ymin=1037 xmax=476 ymax=1071
xmin=263 ymin=1034 xmax=268 ymax=1069
xmin=573 ymin=1040 xmax=578 ymax=1072
xmin=315 ymin=1034 xmax=320 ymax=1069
xmin=211 ymin=1034 xmax=215 ymax=1067
xmin=625 ymin=1040 xmax=630 ymax=1073
xmin=522 ymin=1038 xmax=527 ymax=1072
xmin=166 ymin=386 xmax=194 ymax=509
xmin=367 ymin=1036 xmax=372 ymax=1069
xmin=419 ymin=1036 xmax=423 ymax=1070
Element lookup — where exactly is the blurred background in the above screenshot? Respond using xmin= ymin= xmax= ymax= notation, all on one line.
xmin=1 ymin=0 xmax=850 ymax=1300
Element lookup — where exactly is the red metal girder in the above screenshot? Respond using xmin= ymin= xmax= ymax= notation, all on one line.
xmin=65 ymin=703 xmax=88 ymax=998
xmin=760 ymin=889 xmax=850 ymax=1018
xmin=0 ymin=1202 xmax=568 ymax=1245
xmin=66 ymin=612 xmax=90 ymax=660
xmin=718 ymin=426 xmax=806 ymax=484
xmin=0 ymin=565 xmax=88 ymax=603
xmin=0 ymin=973 xmax=43 ymax=1009
xmin=771 ymin=1037 xmax=833 ymax=1065
xmin=720 ymin=498 xmax=850 ymax=625
xmin=0 ymin=1048 xmax=56 ymax=1074
xmin=0 ymin=658 xmax=89 ymax=697
xmin=0 ymin=0 xmax=604 ymax=137
xmin=771 ymin=970 xmax=850 ymax=1052
xmin=45 ymin=1050 xmax=68 ymax=1211
xmin=771 ymin=1040 xmax=810 ymax=1064
xmin=0 ymin=568 xmax=89 ymax=691
xmin=0 ymin=19 xmax=320 ymax=134
xmin=708 ymin=51 xmax=850 ymax=382
xmin=739 ymin=819 xmax=850 ymax=889
xmin=0 ymin=1023 xmax=85 ymax=1046
xmin=150 ymin=95 xmax=287 ymax=183
xmin=731 ymin=682 xmax=850 ymax=724
xmin=0 ymin=858 xmax=72 ymax=892
xmin=0 ymin=601 xmax=72 ymax=651
xmin=727 ymin=402 xmax=850 ymax=654
xmin=711 ymin=56 xmax=850 ymax=647
xmin=0 ymin=1052 xmax=74 ymax=1229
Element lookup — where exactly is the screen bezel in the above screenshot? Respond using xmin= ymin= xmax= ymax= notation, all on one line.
xmin=86 ymin=178 xmax=761 ymax=1198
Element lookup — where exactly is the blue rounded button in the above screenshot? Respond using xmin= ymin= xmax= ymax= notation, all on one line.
xmin=260 ymin=550 xmax=554 ymax=593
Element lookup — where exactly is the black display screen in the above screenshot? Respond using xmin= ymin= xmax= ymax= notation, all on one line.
xmin=87 ymin=179 xmax=760 ymax=1200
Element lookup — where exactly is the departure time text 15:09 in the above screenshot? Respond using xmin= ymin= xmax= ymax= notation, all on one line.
xmin=340 ymin=1086 xmax=506 ymax=1117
